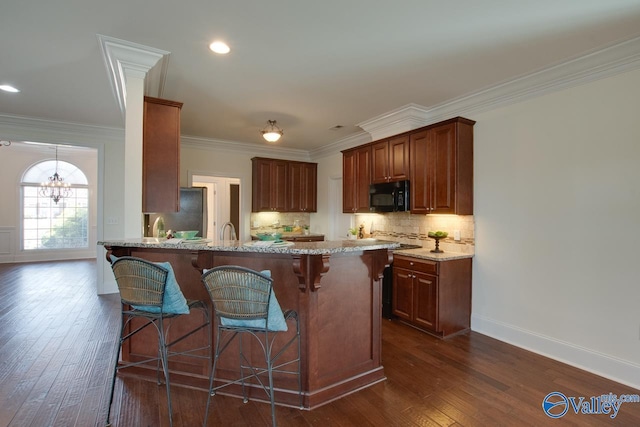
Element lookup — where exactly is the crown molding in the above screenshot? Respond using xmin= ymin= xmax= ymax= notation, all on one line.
xmin=309 ymin=130 xmax=372 ymax=160
xmin=357 ymin=35 xmax=640 ymax=139
xmin=0 ymin=113 xmax=123 ymax=145
xmin=181 ymin=134 xmax=312 ymax=162
xmin=97 ymin=34 xmax=170 ymax=119
xmin=357 ymin=104 xmax=432 ymax=141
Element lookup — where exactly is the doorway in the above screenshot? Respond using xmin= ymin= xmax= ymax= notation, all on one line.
xmin=192 ymin=175 xmax=241 ymax=240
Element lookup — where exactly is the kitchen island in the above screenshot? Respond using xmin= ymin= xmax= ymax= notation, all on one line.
xmin=99 ymin=238 xmax=398 ymax=409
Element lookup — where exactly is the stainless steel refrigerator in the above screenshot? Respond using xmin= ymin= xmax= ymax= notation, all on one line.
xmin=144 ymin=187 xmax=207 ymax=238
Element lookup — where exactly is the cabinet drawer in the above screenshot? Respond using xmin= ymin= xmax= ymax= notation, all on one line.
xmin=394 ymin=255 xmax=438 ymax=275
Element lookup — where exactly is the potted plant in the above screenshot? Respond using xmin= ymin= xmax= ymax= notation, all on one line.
xmin=348 ymin=228 xmax=358 ymax=240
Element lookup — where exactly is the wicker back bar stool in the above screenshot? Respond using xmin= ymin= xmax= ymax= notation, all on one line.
xmin=106 ymin=256 xmax=211 ymax=427
xmin=201 ymin=266 xmax=302 ymax=426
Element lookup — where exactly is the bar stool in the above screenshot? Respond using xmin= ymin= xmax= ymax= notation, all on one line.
xmin=106 ymin=256 xmax=211 ymax=427
xmin=201 ymin=266 xmax=302 ymax=426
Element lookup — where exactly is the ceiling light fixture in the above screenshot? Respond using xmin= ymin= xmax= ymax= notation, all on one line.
xmin=261 ymin=120 xmax=283 ymax=142
xmin=209 ymin=41 xmax=230 ymax=54
xmin=0 ymin=85 xmax=20 ymax=93
xmin=39 ymin=145 xmax=71 ymax=204
xmin=1 ymin=140 xmax=11 ymax=147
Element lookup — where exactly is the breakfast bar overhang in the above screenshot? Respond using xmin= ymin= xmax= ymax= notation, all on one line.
xmin=99 ymin=239 xmax=398 ymax=409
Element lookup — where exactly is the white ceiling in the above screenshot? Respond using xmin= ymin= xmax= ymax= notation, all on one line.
xmin=2 ymin=1 xmax=640 ymax=151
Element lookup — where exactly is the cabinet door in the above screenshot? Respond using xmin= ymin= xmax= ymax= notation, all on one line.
xmin=252 ymin=158 xmax=287 ymax=212
xmin=371 ymin=136 xmax=408 ymax=184
xmin=429 ymin=123 xmax=456 ymax=214
xmin=413 ymin=272 xmax=438 ymax=331
xmin=302 ymin=163 xmax=317 ymax=212
xmin=342 ymin=146 xmax=371 ymax=213
xmin=392 ymin=267 xmax=413 ymax=321
xmin=142 ymin=97 xmax=182 ymax=213
xmin=252 ymin=158 xmax=273 ymax=211
xmin=371 ymin=140 xmax=389 ymax=184
xmin=388 ymin=135 xmax=409 ymax=181
xmin=271 ymin=160 xmax=288 ymax=212
xmin=409 ymin=130 xmax=430 ymax=214
xmin=342 ymin=150 xmax=357 ymax=213
xmin=355 ymin=146 xmax=371 ymax=212
xmin=287 ymin=162 xmax=317 ymax=212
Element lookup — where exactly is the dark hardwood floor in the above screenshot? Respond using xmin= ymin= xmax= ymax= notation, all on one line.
xmin=1 ymin=260 xmax=638 ymax=426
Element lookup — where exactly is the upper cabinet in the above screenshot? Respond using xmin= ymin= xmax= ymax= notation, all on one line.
xmin=410 ymin=118 xmax=474 ymax=215
xmin=342 ymin=145 xmax=371 ymax=213
xmin=142 ymin=96 xmax=183 ymax=213
xmin=287 ymin=161 xmax=317 ymax=212
xmin=252 ymin=158 xmax=288 ymax=212
xmin=252 ymin=158 xmax=317 ymax=213
xmin=371 ymin=135 xmax=409 ymax=184
xmin=343 ymin=116 xmax=474 ymax=215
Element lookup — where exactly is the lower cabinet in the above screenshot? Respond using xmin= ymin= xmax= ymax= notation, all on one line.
xmin=392 ymin=254 xmax=472 ymax=338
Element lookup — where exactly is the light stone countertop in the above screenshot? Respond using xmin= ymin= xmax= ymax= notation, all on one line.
xmin=98 ymin=237 xmax=399 ymax=255
xmin=393 ymin=247 xmax=474 ymax=261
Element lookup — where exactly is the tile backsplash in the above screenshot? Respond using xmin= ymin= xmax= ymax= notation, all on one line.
xmin=355 ymin=212 xmax=475 ymax=254
xmin=250 ymin=212 xmax=311 ymax=230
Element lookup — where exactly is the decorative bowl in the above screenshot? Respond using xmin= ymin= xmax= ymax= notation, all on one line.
xmin=428 ymin=231 xmax=448 ymax=239
xmin=256 ymin=232 xmax=282 ymax=241
xmin=174 ymin=230 xmax=199 ymax=239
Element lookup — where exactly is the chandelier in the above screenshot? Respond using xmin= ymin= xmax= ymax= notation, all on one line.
xmin=261 ymin=120 xmax=283 ymax=142
xmin=39 ymin=146 xmax=71 ymax=204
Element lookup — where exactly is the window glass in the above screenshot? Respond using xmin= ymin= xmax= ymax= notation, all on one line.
xmin=22 ymin=160 xmax=89 ymax=250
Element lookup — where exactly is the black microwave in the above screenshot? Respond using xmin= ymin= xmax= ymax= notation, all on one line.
xmin=369 ymin=180 xmax=410 ymax=212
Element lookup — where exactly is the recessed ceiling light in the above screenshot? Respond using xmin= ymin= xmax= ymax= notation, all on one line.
xmin=0 ymin=85 xmax=20 ymax=93
xmin=209 ymin=41 xmax=230 ymax=54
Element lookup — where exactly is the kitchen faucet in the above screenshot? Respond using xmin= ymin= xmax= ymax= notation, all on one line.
xmin=219 ymin=222 xmax=237 ymax=241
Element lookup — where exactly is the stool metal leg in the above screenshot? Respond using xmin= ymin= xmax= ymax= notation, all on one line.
xmin=158 ymin=320 xmax=173 ymax=427
xmin=105 ymin=316 xmax=125 ymax=427
xmin=203 ymin=324 xmax=223 ymax=427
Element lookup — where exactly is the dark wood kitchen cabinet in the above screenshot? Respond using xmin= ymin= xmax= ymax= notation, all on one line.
xmin=410 ymin=117 xmax=474 ymax=215
xmin=371 ymin=135 xmax=409 ymax=184
xmin=342 ymin=145 xmax=371 ymax=213
xmin=142 ymin=96 xmax=183 ymax=213
xmin=252 ymin=158 xmax=288 ymax=212
xmin=287 ymin=161 xmax=317 ymax=212
xmin=392 ymin=254 xmax=472 ymax=338
xmin=252 ymin=158 xmax=317 ymax=212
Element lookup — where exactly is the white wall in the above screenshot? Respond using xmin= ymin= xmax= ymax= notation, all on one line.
xmin=471 ymin=67 xmax=640 ymax=389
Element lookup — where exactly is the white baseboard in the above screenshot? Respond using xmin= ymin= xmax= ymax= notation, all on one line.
xmin=472 ymin=314 xmax=640 ymax=391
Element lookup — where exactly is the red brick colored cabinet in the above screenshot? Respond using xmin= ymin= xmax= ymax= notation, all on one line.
xmin=252 ymin=158 xmax=288 ymax=212
xmin=142 ymin=96 xmax=183 ymax=213
xmin=287 ymin=161 xmax=317 ymax=212
xmin=371 ymin=135 xmax=409 ymax=184
xmin=342 ymin=145 xmax=372 ymax=213
xmin=252 ymin=158 xmax=317 ymax=212
xmin=410 ymin=117 xmax=474 ymax=215
xmin=392 ymin=255 xmax=472 ymax=338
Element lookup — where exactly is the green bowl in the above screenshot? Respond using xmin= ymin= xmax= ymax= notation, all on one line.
xmin=256 ymin=232 xmax=282 ymax=241
xmin=174 ymin=230 xmax=199 ymax=239
xmin=428 ymin=231 xmax=448 ymax=239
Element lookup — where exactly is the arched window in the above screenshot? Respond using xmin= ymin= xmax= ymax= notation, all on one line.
xmin=21 ymin=160 xmax=89 ymax=250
